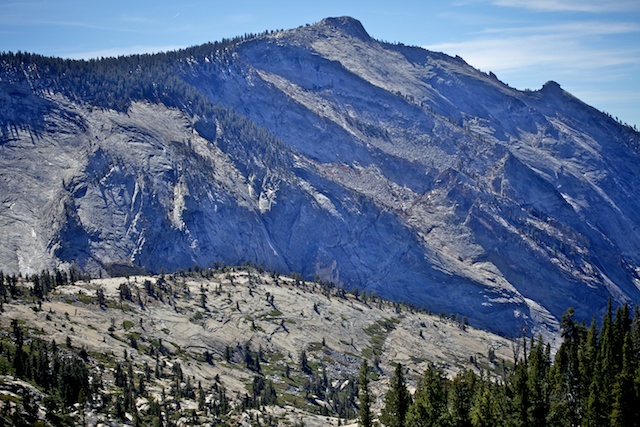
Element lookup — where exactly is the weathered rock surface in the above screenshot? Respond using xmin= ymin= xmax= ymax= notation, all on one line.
xmin=1 ymin=17 xmax=640 ymax=337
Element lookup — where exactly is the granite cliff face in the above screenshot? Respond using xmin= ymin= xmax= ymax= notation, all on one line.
xmin=1 ymin=17 xmax=640 ymax=337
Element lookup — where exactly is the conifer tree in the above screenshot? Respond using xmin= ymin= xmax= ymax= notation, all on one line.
xmin=11 ymin=319 xmax=25 ymax=377
xmin=380 ymin=363 xmax=411 ymax=427
xmin=632 ymin=305 xmax=640 ymax=358
xmin=509 ymin=361 xmax=529 ymax=427
xmin=609 ymin=332 xmax=636 ymax=427
xmin=470 ymin=383 xmax=502 ymax=427
xmin=449 ymin=369 xmax=477 ymax=427
xmin=358 ymin=359 xmax=373 ymax=427
xmin=527 ymin=337 xmax=550 ymax=427
xmin=584 ymin=355 xmax=606 ymax=427
xmin=578 ymin=318 xmax=598 ymax=396
xmin=548 ymin=307 xmax=583 ymax=426
xmin=596 ymin=300 xmax=615 ymax=418
xmin=406 ymin=364 xmax=450 ymax=427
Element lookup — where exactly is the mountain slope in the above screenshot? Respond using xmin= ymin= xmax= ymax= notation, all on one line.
xmin=1 ymin=17 xmax=640 ymax=337
xmin=0 ymin=270 xmax=514 ymax=426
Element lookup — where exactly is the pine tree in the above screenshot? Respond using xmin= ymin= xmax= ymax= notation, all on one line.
xmin=358 ymin=359 xmax=373 ymax=427
xmin=380 ymin=363 xmax=412 ymax=427
xmin=449 ymin=369 xmax=477 ymax=427
xmin=632 ymin=305 xmax=640 ymax=359
xmin=11 ymin=319 xmax=25 ymax=377
xmin=548 ymin=308 xmax=583 ymax=426
xmin=300 ymin=349 xmax=312 ymax=374
xmin=527 ymin=337 xmax=550 ymax=427
xmin=470 ymin=383 xmax=502 ymax=427
xmin=634 ymin=364 xmax=640 ymax=427
xmin=596 ymin=300 xmax=615 ymax=419
xmin=406 ymin=364 xmax=450 ymax=427
xmin=509 ymin=361 xmax=529 ymax=427
xmin=583 ymin=356 xmax=606 ymax=427
xmin=96 ymin=287 xmax=106 ymax=307
xmin=610 ymin=332 xmax=636 ymax=426
xmin=578 ymin=318 xmax=598 ymax=398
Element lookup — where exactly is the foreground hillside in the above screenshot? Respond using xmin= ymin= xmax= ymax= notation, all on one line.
xmin=2 ymin=17 xmax=640 ymax=337
xmin=0 ymin=268 xmax=513 ymax=425
xmin=2 ymin=268 xmax=639 ymax=426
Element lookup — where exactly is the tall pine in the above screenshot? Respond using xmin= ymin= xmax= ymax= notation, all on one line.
xmin=380 ymin=363 xmax=412 ymax=427
xmin=358 ymin=359 xmax=373 ymax=427
xmin=609 ymin=332 xmax=637 ymax=426
xmin=470 ymin=382 xmax=503 ymax=427
xmin=449 ymin=369 xmax=477 ymax=427
xmin=527 ymin=337 xmax=550 ymax=427
xmin=406 ymin=364 xmax=450 ymax=427
xmin=548 ymin=308 xmax=583 ymax=427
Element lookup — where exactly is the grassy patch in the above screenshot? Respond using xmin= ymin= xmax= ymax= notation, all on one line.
xmin=362 ymin=317 xmax=400 ymax=358
xmin=122 ymin=320 xmax=135 ymax=330
xmin=267 ymin=308 xmax=283 ymax=317
xmin=190 ymin=311 xmax=204 ymax=323
xmin=76 ymin=293 xmax=94 ymax=305
xmin=307 ymin=341 xmax=324 ymax=352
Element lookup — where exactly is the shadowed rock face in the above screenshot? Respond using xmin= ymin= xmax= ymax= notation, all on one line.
xmin=1 ymin=17 xmax=640 ymax=337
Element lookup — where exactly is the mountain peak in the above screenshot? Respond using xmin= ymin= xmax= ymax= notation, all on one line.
xmin=315 ymin=16 xmax=371 ymax=40
xmin=541 ymin=80 xmax=562 ymax=93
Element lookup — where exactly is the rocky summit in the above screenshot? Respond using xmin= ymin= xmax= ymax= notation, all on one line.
xmin=1 ymin=17 xmax=640 ymax=337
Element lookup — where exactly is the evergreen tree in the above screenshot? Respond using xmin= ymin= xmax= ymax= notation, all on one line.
xmin=527 ymin=337 xmax=550 ymax=427
xmin=448 ymin=369 xmax=477 ymax=427
xmin=358 ymin=359 xmax=373 ymax=427
xmin=470 ymin=384 xmax=502 ymax=427
xmin=380 ymin=363 xmax=412 ymax=427
xmin=0 ymin=271 xmax=5 ymax=302
xmin=548 ymin=308 xmax=583 ymax=426
xmin=96 ymin=287 xmax=106 ymax=307
xmin=300 ymin=349 xmax=312 ymax=374
xmin=406 ymin=364 xmax=450 ymax=427
xmin=509 ymin=360 xmax=529 ymax=427
xmin=609 ymin=332 xmax=637 ymax=427
xmin=584 ymin=355 xmax=606 ymax=427
xmin=578 ymin=318 xmax=598 ymax=398
xmin=11 ymin=319 xmax=25 ymax=377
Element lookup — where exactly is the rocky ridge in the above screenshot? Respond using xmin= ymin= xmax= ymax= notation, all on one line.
xmin=1 ymin=17 xmax=640 ymax=337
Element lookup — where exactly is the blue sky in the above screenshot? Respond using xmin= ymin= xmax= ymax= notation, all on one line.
xmin=1 ymin=0 xmax=639 ymax=128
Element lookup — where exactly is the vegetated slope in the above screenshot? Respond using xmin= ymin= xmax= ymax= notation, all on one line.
xmin=1 ymin=17 xmax=640 ymax=337
xmin=0 ymin=268 xmax=513 ymax=426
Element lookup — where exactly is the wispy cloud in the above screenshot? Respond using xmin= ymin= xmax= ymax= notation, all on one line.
xmin=119 ymin=14 xmax=154 ymax=24
xmin=435 ymin=0 xmax=640 ymax=127
xmin=425 ymin=12 xmax=640 ymax=81
xmin=480 ymin=21 xmax=640 ymax=36
xmin=491 ymin=0 xmax=640 ymax=13
xmin=425 ymin=33 xmax=640 ymax=76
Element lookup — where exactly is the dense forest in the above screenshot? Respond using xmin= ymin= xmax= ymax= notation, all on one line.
xmin=0 ymin=33 xmax=255 ymax=113
xmin=367 ymin=302 xmax=640 ymax=427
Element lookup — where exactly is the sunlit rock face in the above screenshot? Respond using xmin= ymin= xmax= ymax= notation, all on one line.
xmin=2 ymin=17 xmax=640 ymax=337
